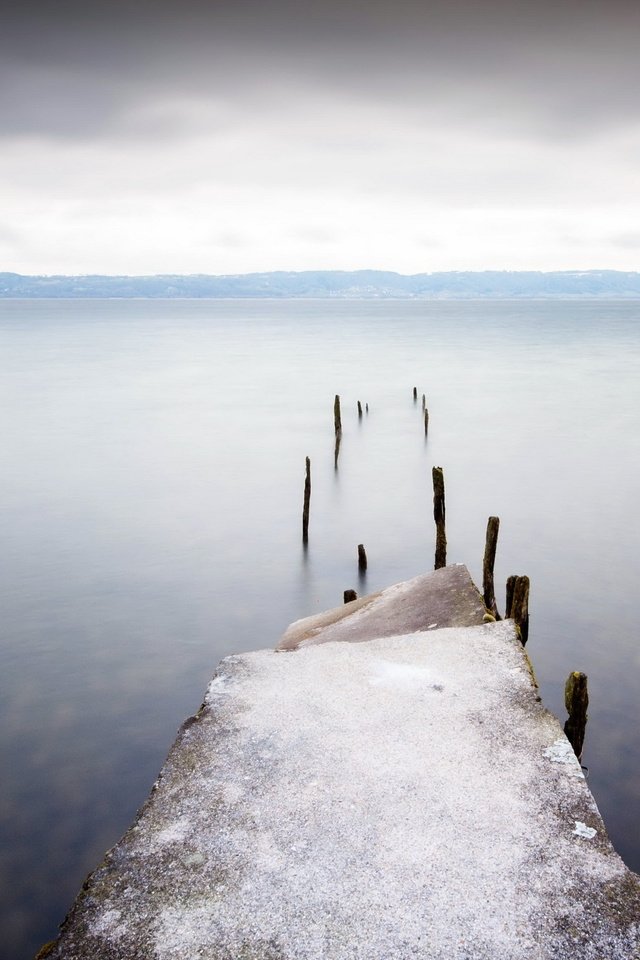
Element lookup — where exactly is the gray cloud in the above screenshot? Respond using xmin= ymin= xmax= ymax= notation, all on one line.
xmin=2 ymin=0 xmax=640 ymax=274
xmin=2 ymin=0 xmax=640 ymax=142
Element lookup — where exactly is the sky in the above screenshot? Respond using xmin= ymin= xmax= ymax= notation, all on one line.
xmin=1 ymin=0 xmax=639 ymax=276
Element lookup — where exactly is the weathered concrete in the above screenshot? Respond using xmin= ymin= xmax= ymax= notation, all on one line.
xmin=42 ymin=572 xmax=640 ymax=960
xmin=277 ymin=564 xmax=486 ymax=651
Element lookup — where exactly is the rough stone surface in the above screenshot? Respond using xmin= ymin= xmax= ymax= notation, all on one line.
xmin=45 ymin=615 xmax=640 ymax=958
xmin=277 ymin=564 xmax=486 ymax=651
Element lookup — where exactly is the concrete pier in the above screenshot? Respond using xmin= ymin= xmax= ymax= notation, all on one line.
xmin=277 ymin=565 xmax=486 ymax=651
xmin=41 ymin=566 xmax=640 ymax=959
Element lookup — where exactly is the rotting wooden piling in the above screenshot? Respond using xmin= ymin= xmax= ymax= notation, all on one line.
xmin=334 ymin=394 xmax=342 ymax=468
xmin=511 ymin=575 xmax=530 ymax=645
xmin=424 ymin=408 xmax=429 ymax=436
xmin=334 ymin=395 xmax=342 ymax=435
xmin=564 ymin=671 xmax=589 ymax=761
xmin=482 ymin=517 xmax=500 ymax=619
xmin=432 ymin=466 xmax=446 ymax=570
xmin=344 ymin=589 xmax=357 ymax=603
xmin=413 ymin=387 xmax=418 ymax=401
xmin=302 ymin=457 xmax=311 ymax=544
xmin=357 ymin=544 xmax=368 ymax=572
xmin=422 ymin=394 xmax=426 ymax=411
xmin=357 ymin=400 xmax=363 ymax=418
xmin=505 ymin=575 xmax=517 ymax=619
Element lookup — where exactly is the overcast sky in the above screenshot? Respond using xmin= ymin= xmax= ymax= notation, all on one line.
xmin=1 ymin=0 xmax=639 ymax=275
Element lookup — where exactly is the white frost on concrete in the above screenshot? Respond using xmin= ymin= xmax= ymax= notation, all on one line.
xmin=207 ymin=673 xmax=231 ymax=694
xmin=544 ymin=737 xmax=585 ymax=777
xmin=574 ymin=821 xmax=598 ymax=840
xmin=88 ymin=908 xmax=128 ymax=943
xmin=367 ymin=658 xmax=444 ymax=692
xmin=147 ymin=815 xmax=192 ymax=852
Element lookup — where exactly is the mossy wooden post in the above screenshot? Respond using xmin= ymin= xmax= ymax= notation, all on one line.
xmin=432 ymin=466 xmax=446 ymax=570
xmin=482 ymin=516 xmax=500 ymax=619
xmin=511 ymin=575 xmax=530 ymax=645
xmin=334 ymin=394 xmax=342 ymax=469
xmin=334 ymin=394 xmax=342 ymax=435
xmin=302 ymin=457 xmax=311 ymax=544
xmin=357 ymin=400 xmax=363 ymax=418
xmin=424 ymin=408 xmax=429 ymax=436
xmin=505 ymin=575 xmax=517 ymax=619
xmin=564 ymin=671 xmax=589 ymax=760
xmin=358 ymin=544 xmax=368 ymax=572
xmin=413 ymin=386 xmax=418 ymax=401
xmin=344 ymin=589 xmax=357 ymax=603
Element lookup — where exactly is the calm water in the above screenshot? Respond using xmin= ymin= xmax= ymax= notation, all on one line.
xmin=1 ymin=299 xmax=639 ymax=959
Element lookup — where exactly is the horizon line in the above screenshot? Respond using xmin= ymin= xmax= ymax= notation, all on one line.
xmin=3 ymin=267 xmax=640 ymax=280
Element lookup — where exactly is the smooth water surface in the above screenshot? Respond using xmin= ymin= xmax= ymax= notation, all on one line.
xmin=1 ymin=299 xmax=639 ymax=959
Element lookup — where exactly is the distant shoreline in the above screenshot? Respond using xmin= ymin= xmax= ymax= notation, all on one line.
xmin=3 ymin=296 xmax=640 ymax=302
xmin=3 ymin=269 xmax=640 ymax=300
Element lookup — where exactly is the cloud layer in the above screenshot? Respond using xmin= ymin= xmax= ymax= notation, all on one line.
xmin=2 ymin=0 xmax=639 ymax=273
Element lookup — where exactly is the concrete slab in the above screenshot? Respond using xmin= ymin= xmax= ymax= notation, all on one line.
xmin=277 ymin=564 xmax=486 ymax=651
xmin=44 ymin=620 xmax=640 ymax=959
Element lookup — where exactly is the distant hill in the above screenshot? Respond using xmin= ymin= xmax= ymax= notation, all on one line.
xmin=2 ymin=270 xmax=640 ymax=299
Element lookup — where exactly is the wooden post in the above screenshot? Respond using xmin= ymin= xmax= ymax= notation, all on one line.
xmin=432 ymin=466 xmax=446 ymax=570
xmin=357 ymin=400 xmax=363 ymax=418
xmin=482 ymin=516 xmax=500 ymax=619
xmin=511 ymin=575 xmax=530 ymax=644
xmin=344 ymin=589 xmax=357 ymax=603
xmin=334 ymin=394 xmax=342 ymax=469
xmin=357 ymin=543 xmax=368 ymax=572
xmin=505 ymin=575 xmax=517 ymax=619
xmin=334 ymin=394 xmax=342 ymax=435
xmin=564 ymin=671 xmax=588 ymax=760
xmin=424 ymin=408 xmax=429 ymax=436
xmin=413 ymin=386 xmax=418 ymax=401
xmin=365 ymin=403 xmax=369 ymax=414
xmin=422 ymin=393 xmax=426 ymax=411
xmin=302 ymin=457 xmax=311 ymax=544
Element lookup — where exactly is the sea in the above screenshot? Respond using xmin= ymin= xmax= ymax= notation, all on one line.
xmin=1 ymin=298 xmax=639 ymax=959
